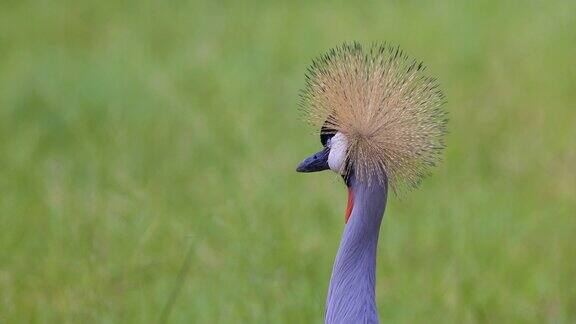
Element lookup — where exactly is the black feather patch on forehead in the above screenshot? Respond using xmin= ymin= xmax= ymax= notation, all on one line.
xmin=320 ymin=121 xmax=337 ymax=146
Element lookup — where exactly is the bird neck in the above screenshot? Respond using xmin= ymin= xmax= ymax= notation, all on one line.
xmin=325 ymin=174 xmax=388 ymax=324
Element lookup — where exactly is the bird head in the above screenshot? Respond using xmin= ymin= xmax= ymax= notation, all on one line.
xmin=295 ymin=42 xmax=447 ymax=195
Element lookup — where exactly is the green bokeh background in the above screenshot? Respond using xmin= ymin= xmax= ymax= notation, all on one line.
xmin=1 ymin=1 xmax=575 ymax=322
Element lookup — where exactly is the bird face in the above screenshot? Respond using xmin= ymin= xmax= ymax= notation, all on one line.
xmin=296 ymin=131 xmax=349 ymax=175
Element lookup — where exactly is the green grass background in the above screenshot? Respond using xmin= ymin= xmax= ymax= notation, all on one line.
xmin=1 ymin=0 xmax=575 ymax=322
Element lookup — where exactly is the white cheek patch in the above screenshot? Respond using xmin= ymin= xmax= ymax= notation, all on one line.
xmin=328 ymin=132 xmax=348 ymax=174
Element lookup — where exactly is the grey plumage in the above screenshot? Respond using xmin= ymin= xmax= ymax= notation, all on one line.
xmin=324 ymin=173 xmax=387 ymax=324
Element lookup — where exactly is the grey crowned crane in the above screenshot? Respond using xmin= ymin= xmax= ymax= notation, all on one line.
xmin=296 ymin=42 xmax=447 ymax=324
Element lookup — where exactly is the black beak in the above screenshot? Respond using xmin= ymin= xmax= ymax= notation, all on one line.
xmin=296 ymin=148 xmax=330 ymax=173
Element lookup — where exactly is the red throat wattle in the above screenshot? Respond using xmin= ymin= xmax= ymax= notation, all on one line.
xmin=345 ymin=187 xmax=354 ymax=223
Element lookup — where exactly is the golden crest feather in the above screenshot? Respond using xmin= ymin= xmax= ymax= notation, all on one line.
xmin=299 ymin=42 xmax=447 ymax=195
